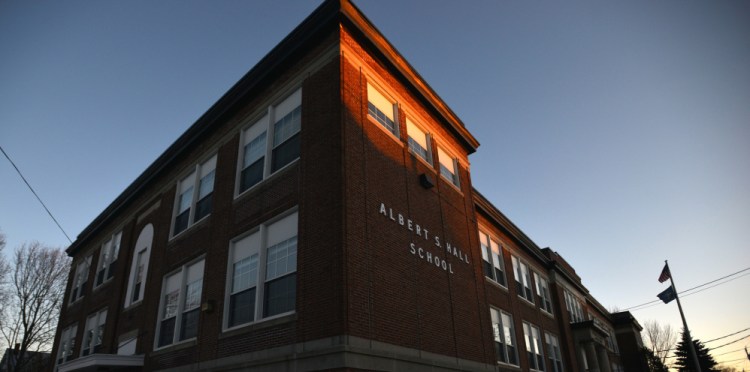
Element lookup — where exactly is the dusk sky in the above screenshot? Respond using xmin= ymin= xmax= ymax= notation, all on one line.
xmin=1 ymin=0 xmax=748 ymax=367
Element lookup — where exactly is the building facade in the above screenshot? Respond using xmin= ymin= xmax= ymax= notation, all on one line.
xmin=51 ymin=1 xmax=646 ymax=371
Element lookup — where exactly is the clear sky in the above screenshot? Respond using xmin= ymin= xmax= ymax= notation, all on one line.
xmin=1 ymin=0 xmax=748 ymax=367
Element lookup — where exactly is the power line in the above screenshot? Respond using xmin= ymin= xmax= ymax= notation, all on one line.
xmin=709 ymin=334 xmax=750 ymax=351
xmin=712 ymin=347 xmax=747 ymax=357
xmin=705 ymin=328 xmax=750 ymax=343
xmin=658 ymin=327 xmax=750 ymax=355
xmin=0 ymin=145 xmax=72 ymax=244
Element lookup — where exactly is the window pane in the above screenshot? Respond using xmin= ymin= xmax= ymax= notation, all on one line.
xmin=229 ymin=287 xmax=256 ymax=327
xmin=163 ymin=290 xmax=179 ymax=319
xmin=265 ymin=237 xmax=297 ymax=281
xmin=244 ymin=132 xmax=267 ymax=166
xmin=180 ymin=308 xmax=199 ymax=340
xmin=194 ymin=193 xmax=212 ymax=221
xmin=263 ymin=272 xmax=296 ymax=317
xmin=184 ymin=279 xmax=202 ymax=311
xmin=240 ymin=157 xmax=264 ymax=192
xmin=198 ymin=170 xmax=214 ymax=199
xmin=273 ymin=106 xmax=301 ymax=147
xmin=271 ymin=132 xmax=300 ymax=172
xmin=177 ymin=186 xmax=193 ymax=213
xmin=174 ymin=209 xmax=190 ymax=235
xmin=232 ymin=254 xmax=259 ymax=293
xmin=158 ymin=317 xmax=176 ymax=347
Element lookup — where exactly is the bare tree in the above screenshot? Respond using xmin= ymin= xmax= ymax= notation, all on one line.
xmin=0 ymin=242 xmax=70 ymax=372
xmin=643 ymin=320 xmax=678 ymax=368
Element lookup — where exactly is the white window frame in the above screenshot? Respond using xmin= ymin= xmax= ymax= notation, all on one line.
xmin=154 ymin=258 xmax=205 ymax=349
xmin=224 ymin=209 xmax=298 ymax=331
xmin=563 ymin=289 xmax=585 ymax=323
xmin=511 ymin=255 xmax=534 ymax=303
xmin=125 ymin=224 xmax=153 ymax=308
xmin=479 ymin=229 xmax=506 ymax=287
xmin=69 ymin=256 xmax=92 ymax=304
xmin=437 ymin=146 xmax=460 ymax=187
xmin=57 ymin=324 xmax=77 ymax=365
xmin=236 ymin=88 xmax=302 ymax=196
xmin=534 ymin=272 xmax=553 ymax=315
xmin=406 ymin=117 xmax=432 ymax=164
xmin=171 ymin=154 xmax=217 ymax=238
xmin=95 ymin=231 xmax=122 ymax=287
xmin=367 ymin=82 xmax=399 ymax=138
xmin=545 ymin=333 xmax=564 ymax=372
xmin=523 ymin=321 xmax=545 ymax=371
xmin=490 ymin=307 xmax=519 ymax=366
xmin=81 ymin=308 xmax=107 ymax=356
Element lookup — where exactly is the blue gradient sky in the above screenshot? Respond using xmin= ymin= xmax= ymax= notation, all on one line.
xmin=1 ymin=0 xmax=748 ymax=366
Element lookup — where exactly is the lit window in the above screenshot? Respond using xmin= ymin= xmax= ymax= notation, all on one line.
xmin=125 ymin=224 xmax=153 ymax=307
xmin=479 ymin=230 xmax=506 ymax=287
xmin=512 ymin=256 xmax=534 ymax=303
xmin=173 ymin=155 xmax=216 ymax=236
xmin=70 ymin=256 xmax=92 ymax=303
xmin=238 ymin=88 xmax=302 ymax=194
xmin=545 ymin=333 xmax=564 ymax=372
xmin=523 ymin=322 xmax=545 ymax=371
xmin=57 ymin=324 xmax=77 ymax=364
xmin=406 ymin=118 xmax=431 ymax=163
xmin=156 ymin=259 xmax=204 ymax=348
xmin=534 ymin=273 xmax=553 ymax=314
xmin=226 ymin=211 xmax=298 ymax=329
xmin=437 ymin=146 xmax=459 ymax=187
xmin=95 ymin=231 xmax=121 ymax=287
xmin=367 ymin=83 xmax=398 ymax=136
xmin=490 ymin=308 xmax=518 ymax=365
xmin=81 ymin=308 xmax=107 ymax=356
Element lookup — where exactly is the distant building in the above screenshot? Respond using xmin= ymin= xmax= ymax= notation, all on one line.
xmin=1 ymin=348 xmax=51 ymax=372
xmin=51 ymin=1 xmax=646 ymax=371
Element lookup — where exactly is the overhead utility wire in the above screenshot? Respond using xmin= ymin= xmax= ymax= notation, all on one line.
xmin=628 ymin=272 xmax=750 ymax=313
xmin=656 ymin=327 xmax=750 ymax=354
xmin=624 ymin=267 xmax=750 ymax=311
xmin=0 ymin=145 xmax=73 ymax=244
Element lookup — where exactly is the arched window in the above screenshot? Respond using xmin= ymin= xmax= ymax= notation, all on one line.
xmin=125 ymin=224 xmax=153 ymax=307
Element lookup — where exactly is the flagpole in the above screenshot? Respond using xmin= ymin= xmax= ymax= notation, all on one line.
xmin=666 ymin=260 xmax=702 ymax=372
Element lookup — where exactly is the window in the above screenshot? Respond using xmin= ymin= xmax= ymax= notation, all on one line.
xmin=479 ymin=230 xmax=506 ymax=287
xmin=226 ymin=211 xmax=298 ymax=329
xmin=545 ymin=333 xmax=564 ymax=372
xmin=490 ymin=308 xmax=518 ymax=366
xmin=367 ymin=83 xmax=398 ymax=136
xmin=81 ymin=308 xmax=107 ymax=356
xmin=125 ymin=224 xmax=153 ymax=307
xmin=156 ymin=259 xmax=204 ymax=348
xmin=406 ymin=118 xmax=431 ymax=163
xmin=95 ymin=231 xmax=121 ymax=286
xmin=57 ymin=324 xmax=77 ymax=364
xmin=173 ymin=155 xmax=216 ymax=236
xmin=523 ymin=322 xmax=545 ymax=371
xmin=512 ymin=256 xmax=534 ymax=303
xmin=534 ymin=273 xmax=553 ymax=314
xmin=437 ymin=146 xmax=459 ymax=187
xmin=238 ymin=88 xmax=302 ymax=194
xmin=563 ymin=289 xmax=585 ymax=323
xmin=70 ymin=256 xmax=91 ymax=303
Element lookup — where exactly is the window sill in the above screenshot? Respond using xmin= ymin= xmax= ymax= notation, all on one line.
xmin=438 ymin=174 xmax=462 ymax=194
xmin=518 ymin=296 xmax=536 ymax=308
xmin=233 ymin=158 xmax=300 ymax=202
xmin=168 ymin=214 xmax=211 ymax=244
xmin=151 ymin=338 xmax=197 ymax=355
xmin=123 ymin=300 xmax=143 ymax=311
xmin=408 ymin=149 xmax=434 ymax=171
xmin=367 ymin=115 xmax=403 ymax=146
xmin=497 ymin=361 xmax=521 ymax=370
xmin=485 ymin=277 xmax=508 ymax=292
xmin=542 ymin=309 xmax=555 ymax=319
xmin=220 ymin=312 xmax=296 ymax=339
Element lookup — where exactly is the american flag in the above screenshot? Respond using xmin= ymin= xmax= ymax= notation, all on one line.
xmin=658 ymin=263 xmax=671 ymax=283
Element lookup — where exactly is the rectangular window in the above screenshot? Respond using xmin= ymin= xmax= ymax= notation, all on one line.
xmin=490 ymin=308 xmax=518 ymax=366
xmin=479 ymin=230 xmax=506 ymax=287
xmin=546 ymin=333 xmax=564 ymax=372
xmin=70 ymin=256 xmax=91 ymax=303
xmin=57 ymin=324 xmax=77 ymax=364
xmin=131 ymin=249 xmax=146 ymax=304
xmin=238 ymin=88 xmax=302 ymax=195
xmin=367 ymin=83 xmax=398 ymax=136
xmin=564 ymin=289 xmax=585 ymax=323
xmin=534 ymin=273 xmax=553 ymax=314
xmin=226 ymin=211 xmax=298 ymax=329
xmin=156 ymin=259 xmax=204 ymax=348
xmin=406 ymin=118 xmax=431 ymax=163
xmin=81 ymin=308 xmax=107 ymax=356
xmin=512 ymin=256 xmax=534 ymax=303
xmin=437 ymin=146 xmax=459 ymax=187
xmin=173 ymin=155 xmax=216 ymax=236
xmin=95 ymin=231 xmax=121 ymax=286
xmin=523 ymin=322 xmax=546 ymax=371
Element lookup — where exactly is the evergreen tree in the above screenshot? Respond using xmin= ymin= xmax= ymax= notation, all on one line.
xmin=673 ymin=331 xmax=718 ymax=372
xmin=643 ymin=347 xmax=670 ymax=372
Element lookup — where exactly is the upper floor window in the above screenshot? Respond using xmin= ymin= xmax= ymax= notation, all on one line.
xmin=173 ymin=155 xmax=216 ymax=236
xmin=511 ymin=256 xmax=534 ymax=303
xmin=534 ymin=272 xmax=553 ymax=314
xmin=70 ymin=256 xmax=91 ymax=304
xmin=238 ymin=88 xmax=302 ymax=194
xmin=479 ymin=230 xmax=506 ymax=287
xmin=226 ymin=210 xmax=298 ymax=330
xmin=490 ymin=308 xmax=518 ymax=366
xmin=563 ymin=289 xmax=585 ymax=323
xmin=545 ymin=333 xmax=564 ymax=372
xmin=81 ymin=308 xmax=107 ymax=356
xmin=57 ymin=324 xmax=77 ymax=364
xmin=125 ymin=224 xmax=153 ymax=307
xmin=156 ymin=259 xmax=204 ymax=348
xmin=406 ymin=118 xmax=431 ymax=163
xmin=437 ymin=146 xmax=459 ymax=187
xmin=367 ymin=83 xmax=398 ymax=137
xmin=95 ymin=231 xmax=121 ymax=287
xmin=523 ymin=322 xmax=545 ymax=371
